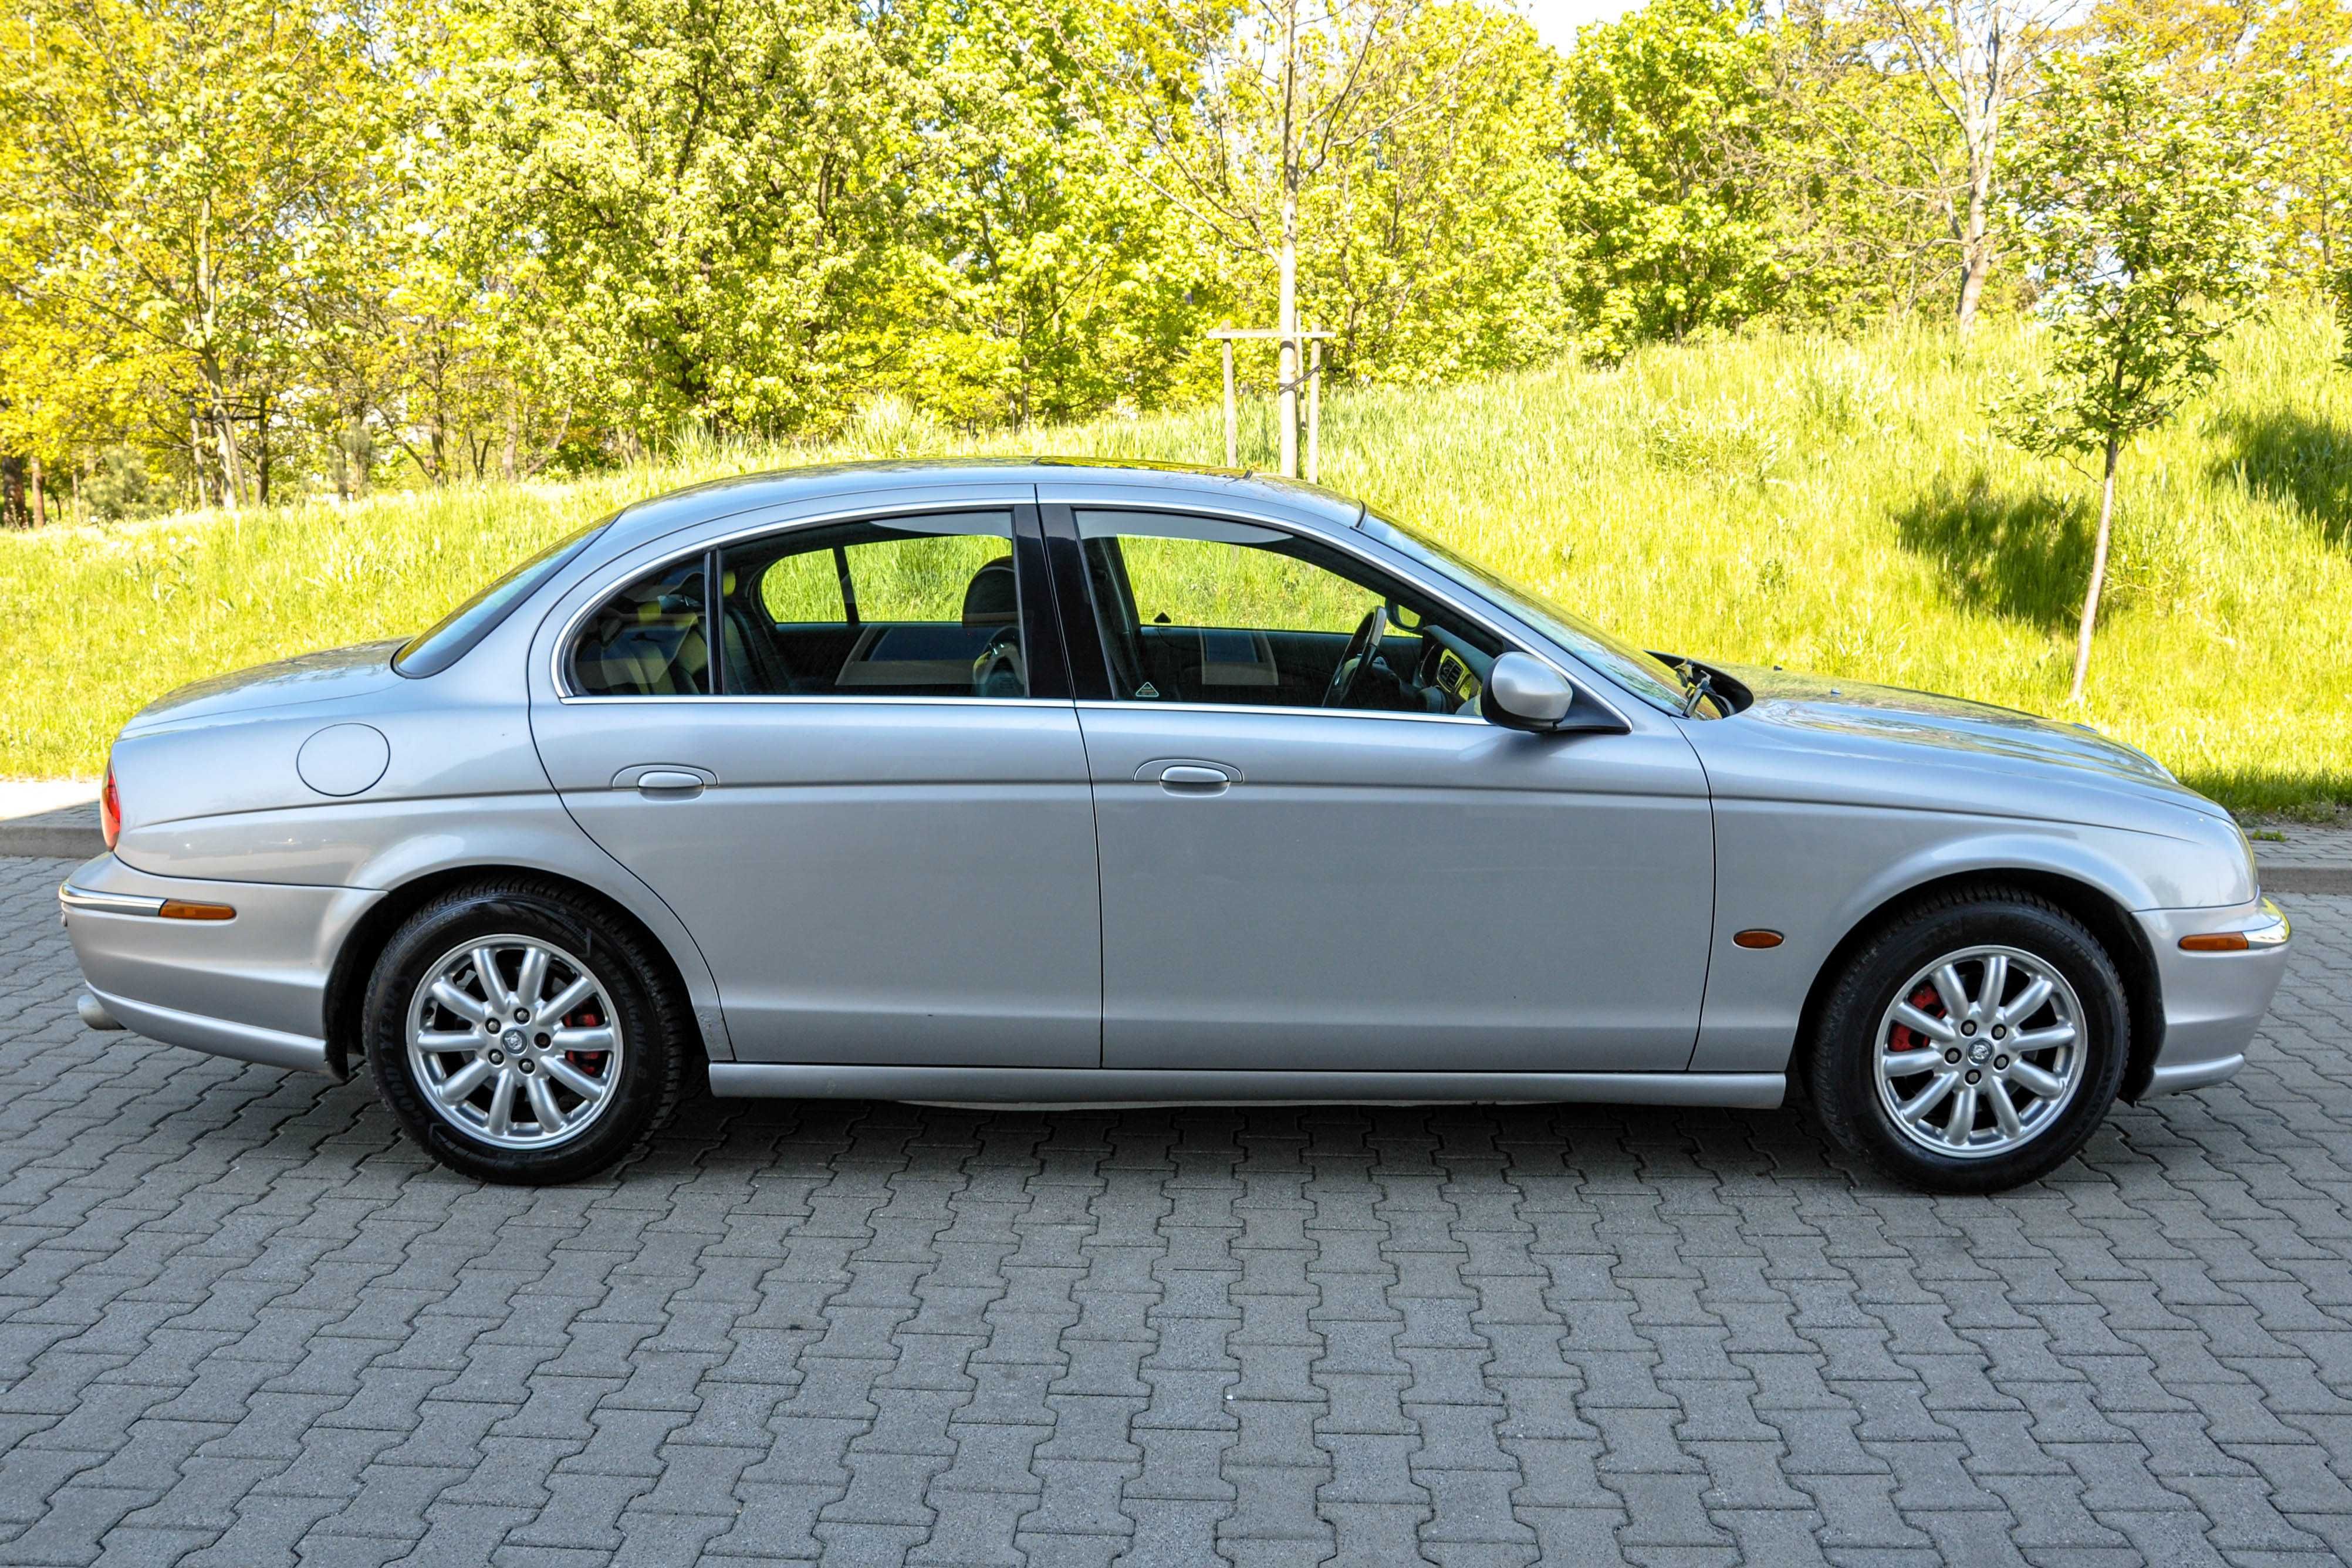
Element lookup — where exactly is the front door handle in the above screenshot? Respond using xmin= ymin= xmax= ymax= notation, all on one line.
xmin=1158 ymin=765 xmax=1232 ymax=794
xmin=635 ymin=769 xmax=708 ymax=797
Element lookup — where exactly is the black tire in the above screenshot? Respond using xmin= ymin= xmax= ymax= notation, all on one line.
xmin=1803 ymin=886 xmax=2128 ymax=1194
xmin=363 ymin=877 xmax=690 ymax=1184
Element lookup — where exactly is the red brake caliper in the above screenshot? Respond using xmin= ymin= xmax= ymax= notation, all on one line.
xmin=1888 ymin=984 xmax=1943 ymax=1063
xmin=563 ymin=1008 xmax=609 ymax=1079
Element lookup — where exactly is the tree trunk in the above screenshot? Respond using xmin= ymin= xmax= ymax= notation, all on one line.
xmin=28 ymin=456 xmax=45 ymax=528
xmin=1278 ymin=197 xmax=1299 ymax=480
xmin=1276 ymin=0 xmax=1300 ymax=480
xmin=343 ymin=414 xmax=370 ymax=500
xmin=501 ymin=393 xmax=521 ymax=484
xmin=212 ymin=401 xmax=243 ymax=512
xmin=1955 ymin=130 xmax=1996 ymax=334
xmin=2068 ymin=437 xmax=2120 ymax=705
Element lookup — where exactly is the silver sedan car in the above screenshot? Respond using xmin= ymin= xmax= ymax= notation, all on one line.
xmin=60 ymin=461 xmax=2290 ymax=1191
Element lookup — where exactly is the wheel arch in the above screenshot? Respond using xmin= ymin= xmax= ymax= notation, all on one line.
xmin=322 ymin=864 xmax=715 ymax=1080
xmin=1794 ymin=868 xmax=2165 ymax=1104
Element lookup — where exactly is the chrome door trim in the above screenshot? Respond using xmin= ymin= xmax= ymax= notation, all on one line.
xmin=1079 ymin=699 xmax=1483 ymax=727
xmin=710 ymin=1063 xmax=1786 ymax=1108
xmin=556 ymin=694 xmax=1059 ymax=709
xmin=58 ymin=884 xmax=168 ymax=917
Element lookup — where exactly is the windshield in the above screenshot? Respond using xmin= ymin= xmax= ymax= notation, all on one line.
xmin=393 ymin=518 xmax=611 ymax=678
xmin=1360 ymin=513 xmax=1693 ymax=712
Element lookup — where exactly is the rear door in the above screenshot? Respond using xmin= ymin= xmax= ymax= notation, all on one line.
xmin=529 ymin=495 xmax=1105 ymax=1068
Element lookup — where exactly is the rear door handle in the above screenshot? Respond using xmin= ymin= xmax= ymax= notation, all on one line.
xmin=634 ymin=769 xmax=708 ymax=797
xmin=1158 ymin=765 xmax=1232 ymax=794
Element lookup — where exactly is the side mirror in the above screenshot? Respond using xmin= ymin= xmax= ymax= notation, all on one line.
xmin=1483 ymin=653 xmax=1626 ymax=734
xmin=1484 ymin=654 xmax=1573 ymax=729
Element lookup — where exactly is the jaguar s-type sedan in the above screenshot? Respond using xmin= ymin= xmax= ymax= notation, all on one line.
xmin=60 ymin=461 xmax=2289 ymax=1191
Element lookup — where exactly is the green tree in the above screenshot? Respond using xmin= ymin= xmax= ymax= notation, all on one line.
xmin=888 ymin=0 xmax=1214 ymax=429
xmin=1086 ymin=0 xmax=1511 ymax=474
xmin=0 ymin=0 xmax=386 ymax=509
xmin=431 ymin=0 xmax=929 ymax=444
xmin=1303 ymin=5 xmax=1574 ymax=381
xmin=1997 ymin=45 xmax=2272 ymax=703
xmin=1557 ymin=0 xmax=1775 ymax=360
xmin=1763 ymin=0 xmax=1981 ymax=324
xmin=1856 ymin=0 xmax=2073 ymax=334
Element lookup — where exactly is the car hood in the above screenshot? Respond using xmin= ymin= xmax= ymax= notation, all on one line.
xmin=1718 ymin=664 xmax=2233 ymax=824
xmin=123 ymin=640 xmax=408 ymax=734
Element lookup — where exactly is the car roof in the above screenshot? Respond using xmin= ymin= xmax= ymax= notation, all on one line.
xmin=595 ymin=458 xmax=1368 ymax=556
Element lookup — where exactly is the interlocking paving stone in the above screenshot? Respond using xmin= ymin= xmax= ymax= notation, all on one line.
xmin=2 ymin=853 xmax=2350 ymax=1564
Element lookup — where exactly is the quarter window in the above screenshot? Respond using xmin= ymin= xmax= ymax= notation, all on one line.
xmin=569 ymin=556 xmax=712 ymax=697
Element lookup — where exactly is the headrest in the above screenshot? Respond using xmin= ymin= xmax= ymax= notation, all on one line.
xmin=962 ymin=557 xmax=1019 ymax=628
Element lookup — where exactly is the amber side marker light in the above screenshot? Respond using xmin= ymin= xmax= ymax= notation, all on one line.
xmin=158 ymin=901 xmax=235 ymax=921
xmin=1732 ymin=929 xmax=1785 ymax=949
xmin=2178 ymin=932 xmax=2250 ymax=952
xmin=2180 ymin=900 xmax=2292 ymax=953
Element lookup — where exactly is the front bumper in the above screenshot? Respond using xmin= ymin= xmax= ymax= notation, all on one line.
xmin=59 ymin=853 xmax=380 ymax=1077
xmin=2131 ymin=897 xmax=2293 ymax=1097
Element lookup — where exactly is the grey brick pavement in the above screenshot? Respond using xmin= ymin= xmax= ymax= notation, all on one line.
xmin=5 ymin=852 xmax=2352 ymax=1566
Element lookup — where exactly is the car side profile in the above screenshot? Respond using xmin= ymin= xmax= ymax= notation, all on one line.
xmin=59 ymin=461 xmax=2291 ymax=1192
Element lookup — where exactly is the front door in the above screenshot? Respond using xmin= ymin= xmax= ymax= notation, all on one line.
xmin=530 ymin=502 xmax=1103 ymax=1068
xmin=1047 ymin=504 xmax=1714 ymax=1074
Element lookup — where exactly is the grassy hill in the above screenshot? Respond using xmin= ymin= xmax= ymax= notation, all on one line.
xmin=8 ymin=313 xmax=2349 ymax=815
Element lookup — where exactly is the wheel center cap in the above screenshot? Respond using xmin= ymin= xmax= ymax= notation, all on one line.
xmin=502 ymin=1028 xmax=527 ymax=1052
xmin=1967 ymin=1039 xmax=1993 ymax=1065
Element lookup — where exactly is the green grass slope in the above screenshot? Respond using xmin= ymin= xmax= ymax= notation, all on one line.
xmin=6 ymin=314 xmax=2348 ymax=814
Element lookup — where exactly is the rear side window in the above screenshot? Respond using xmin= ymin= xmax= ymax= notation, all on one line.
xmin=394 ymin=518 xmax=609 ymax=678
xmin=718 ymin=512 xmax=1032 ymax=698
xmin=569 ymin=556 xmax=714 ymax=697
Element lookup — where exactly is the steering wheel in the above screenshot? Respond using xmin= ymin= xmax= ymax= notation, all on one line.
xmin=1322 ymin=605 xmax=1389 ymax=709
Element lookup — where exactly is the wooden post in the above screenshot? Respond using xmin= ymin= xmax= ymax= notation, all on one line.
xmin=1306 ymin=342 xmax=1322 ymax=485
xmin=1221 ymin=336 xmax=1238 ymax=469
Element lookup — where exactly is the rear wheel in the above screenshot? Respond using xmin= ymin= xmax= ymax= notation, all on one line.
xmin=1806 ymin=888 xmax=2128 ymax=1193
xmin=364 ymin=879 xmax=687 ymax=1183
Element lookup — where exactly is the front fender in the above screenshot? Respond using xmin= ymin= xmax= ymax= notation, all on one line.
xmin=1688 ymin=800 xmax=2242 ymax=1074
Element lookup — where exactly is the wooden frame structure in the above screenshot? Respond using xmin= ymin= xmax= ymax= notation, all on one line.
xmin=1207 ymin=326 xmax=1333 ymax=482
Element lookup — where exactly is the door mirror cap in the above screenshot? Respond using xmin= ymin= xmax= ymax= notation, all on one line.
xmin=1484 ymin=653 xmax=1628 ymax=735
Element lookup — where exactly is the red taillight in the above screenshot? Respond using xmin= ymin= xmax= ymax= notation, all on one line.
xmin=99 ymin=765 xmax=120 ymax=850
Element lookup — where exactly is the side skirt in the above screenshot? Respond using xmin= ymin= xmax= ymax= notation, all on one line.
xmin=709 ymin=1063 xmax=1785 ymax=1110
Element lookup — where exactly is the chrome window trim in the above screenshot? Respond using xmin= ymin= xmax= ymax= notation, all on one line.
xmin=544 ymin=489 xmax=1632 ymax=735
xmin=553 ymin=694 xmax=1058 ymax=709
xmin=1076 ymin=699 xmax=1488 ymax=728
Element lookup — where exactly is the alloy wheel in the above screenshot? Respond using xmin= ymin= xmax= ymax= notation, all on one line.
xmin=404 ymin=934 xmax=624 ymax=1150
xmin=1873 ymin=944 xmax=2086 ymax=1160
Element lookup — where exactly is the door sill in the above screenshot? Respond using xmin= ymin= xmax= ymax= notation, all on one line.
xmin=709 ymin=1063 xmax=1784 ymax=1110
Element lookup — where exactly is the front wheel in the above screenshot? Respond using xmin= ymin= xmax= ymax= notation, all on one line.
xmin=364 ymin=878 xmax=688 ymax=1184
xmin=1804 ymin=888 xmax=2128 ymax=1193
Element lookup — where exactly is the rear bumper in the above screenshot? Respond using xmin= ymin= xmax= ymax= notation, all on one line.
xmin=59 ymin=853 xmax=379 ymax=1077
xmin=2132 ymin=897 xmax=2293 ymax=1098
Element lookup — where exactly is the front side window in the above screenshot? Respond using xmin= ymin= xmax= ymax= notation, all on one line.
xmin=721 ymin=512 xmax=1030 ymax=698
xmin=1073 ymin=510 xmax=1503 ymax=713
